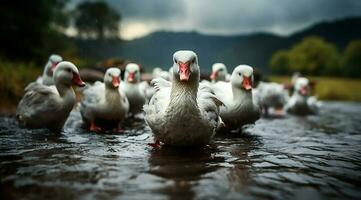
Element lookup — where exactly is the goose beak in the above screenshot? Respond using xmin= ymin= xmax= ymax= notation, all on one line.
xmin=112 ymin=76 xmax=120 ymax=88
xmin=210 ymin=71 xmax=218 ymax=80
xmin=242 ymin=76 xmax=252 ymax=90
xmin=178 ymin=61 xmax=191 ymax=81
xmin=300 ymin=86 xmax=308 ymax=96
xmin=127 ymin=72 xmax=135 ymax=83
xmin=51 ymin=62 xmax=59 ymax=72
xmin=72 ymin=72 xmax=86 ymax=87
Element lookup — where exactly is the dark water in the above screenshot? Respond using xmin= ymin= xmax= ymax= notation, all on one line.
xmin=1 ymin=102 xmax=361 ymax=200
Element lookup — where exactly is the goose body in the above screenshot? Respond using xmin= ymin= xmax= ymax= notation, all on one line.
xmin=80 ymin=68 xmax=129 ymax=131
xmin=210 ymin=63 xmax=230 ymax=82
xmin=254 ymin=82 xmax=289 ymax=116
xmin=36 ymin=54 xmax=63 ymax=85
xmin=17 ymin=61 xmax=85 ymax=130
xmin=286 ymin=77 xmax=319 ymax=115
xmin=213 ymin=65 xmax=260 ymax=129
xmin=121 ymin=63 xmax=147 ymax=115
xmin=144 ymin=50 xmax=223 ymax=146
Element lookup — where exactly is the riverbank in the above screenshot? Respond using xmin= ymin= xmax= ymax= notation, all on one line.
xmin=269 ymin=76 xmax=361 ymax=101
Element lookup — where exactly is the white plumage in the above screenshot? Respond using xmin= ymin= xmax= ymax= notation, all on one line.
xmin=212 ymin=65 xmax=260 ymax=129
xmin=36 ymin=54 xmax=63 ymax=86
xmin=144 ymin=50 xmax=223 ymax=146
xmin=121 ymin=63 xmax=147 ymax=115
xmin=80 ymin=68 xmax=129 ymax=131
xmin=254 ymin=82 xmax=289 ymax=116
xmin=16 ymin=61 xmax=85 ymax=130
xmin=286 ymin=77 xmax=320 ymax=115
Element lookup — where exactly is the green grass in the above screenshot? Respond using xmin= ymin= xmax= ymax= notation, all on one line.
xmin=0 ymin=59 xmax=41 ymax=101
xmin=269 ymin=76 xmax=361 ymax=102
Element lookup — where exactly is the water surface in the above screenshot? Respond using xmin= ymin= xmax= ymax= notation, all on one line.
xmin=0 ymin=102 xmax=361 ymax=199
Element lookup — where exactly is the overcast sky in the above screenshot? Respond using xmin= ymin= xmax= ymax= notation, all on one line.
xmin=68 ymin=0 xmax=361 ymax=40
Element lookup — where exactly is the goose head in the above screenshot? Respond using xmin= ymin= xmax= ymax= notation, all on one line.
xmin=210 ymin=63 xmax=228 ymax=81
xmin=45 ymin=54 xmax=63 ymax=76
xmin=172 ymin=50 xmax=199 ymax=83
xmin=104 ymin=68 xmax=121 ymax=88
xmin=124 ymin=63 xmax=141 ymax=84
xmin=53 ymin=61 xmax=85 ymax=87
xmin=231 ymin=65 xmax=254 ymax=91
xmin=294 ymin=77 xmax=310 ymax=96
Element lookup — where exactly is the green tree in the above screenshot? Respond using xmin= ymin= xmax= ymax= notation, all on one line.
xmin=74 ymin=1 xmax=121 ymax=40
xmin=342 ymin=40 xmax=361 ymax=78
xmin=270 ymin=50 xmax=290 ymax=75
xmin=288 ymin=36 xmax=340 ymax=76
xmin=0 ymin=0 xmax=70 ymax=63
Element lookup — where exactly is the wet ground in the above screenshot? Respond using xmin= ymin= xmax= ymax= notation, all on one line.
xmin=0 ymin=101 xmax=361 ymax=200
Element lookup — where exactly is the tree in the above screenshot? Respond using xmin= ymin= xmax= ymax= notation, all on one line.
xmin=342 ymin=40 xmax=361 ymax=78
xmin=74 ymin=1 xmax=121 ymax=40
xmin=288 ymin=36 xmax=340 ymax=76
xmin=0 ymin=0 xmax=70 ymax=63
xmin=270 ymin=50 xmax=290 ymax=75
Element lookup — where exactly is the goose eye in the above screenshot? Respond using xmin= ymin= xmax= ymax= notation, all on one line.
xmin=191 ymin=58 xmax=195 ymax=64
xmin=174 ymin=58 xmax=177 ymax=63
xmin=238 ymin=72 xmax=242 ymax=76
xmin=66 ymin=68 xmax=72 ymax=73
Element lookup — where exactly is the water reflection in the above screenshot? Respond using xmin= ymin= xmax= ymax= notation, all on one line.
xmin=0 ymin=102 xmax=361 ymax=199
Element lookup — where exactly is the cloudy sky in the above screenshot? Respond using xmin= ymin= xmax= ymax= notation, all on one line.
xmin=68 ymin=0 xmax=361 ymax=40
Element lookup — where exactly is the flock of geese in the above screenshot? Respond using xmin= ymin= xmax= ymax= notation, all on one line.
xmin=16 ymin=50 xmax=320 ymax=147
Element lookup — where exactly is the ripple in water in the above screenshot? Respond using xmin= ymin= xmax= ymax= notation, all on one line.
xmin=0 ymin=102 xmax=361 ymax=199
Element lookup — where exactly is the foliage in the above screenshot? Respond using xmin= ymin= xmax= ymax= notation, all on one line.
xmin=341 ymin=40 xmax=361 ymax=78
xmin=0 ymin=60 xmax=41 ymax=100
xmin=74 ymin=1 xmax=121 ymax=40
xmin=269 ymin=36 xmax=341 ymax=76
xmin=0 ymin=0 xmax=70 ymax=63
xmin=270 ymin=50 xmax=290 ymax=75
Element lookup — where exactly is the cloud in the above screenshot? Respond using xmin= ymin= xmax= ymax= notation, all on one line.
xmin=69 ymin=0 xmax=361 ymax=40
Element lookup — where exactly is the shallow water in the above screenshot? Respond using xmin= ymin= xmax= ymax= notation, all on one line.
xmin=1 ymin=101 xmax=361 ymax=200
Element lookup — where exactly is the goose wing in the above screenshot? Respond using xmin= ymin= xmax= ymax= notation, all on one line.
xmin=197 ymin=82 xmax=224 ymax=128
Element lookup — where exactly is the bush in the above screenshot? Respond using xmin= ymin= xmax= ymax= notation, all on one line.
xmin=0 ymin=59 xmax=41 ymax=101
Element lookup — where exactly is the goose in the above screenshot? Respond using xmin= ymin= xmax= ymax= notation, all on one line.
xmin=80 ymin=68 xmax=129 ymax=131
xmin=210 ymin=63 xmax=230 ymax=82
xmin=254 ymin=82 xmax=289 ymax=116
xmin=212 ymin=65 xmax=261 ymax=129
xmin=36 ymin=54 xmax=63 ymax=85
xmin=286 ymin=77 xmax=319 ymax=115
xmin=144 ymin=50 xmax=223 ymax=146
xmin=16 ymin=61 xmax=85 ymax=130
xmin=121 ymin=63 xmax=147 ymax=116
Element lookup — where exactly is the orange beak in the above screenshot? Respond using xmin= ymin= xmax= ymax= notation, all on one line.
xmin=112 ymin=76 xmax=120 ymax=88
xmin=242 ymin=76 xmax=252 ymax=90
xmin=72 ymin=72 xmax=86 ymax=87
xmin=210 ymin=71 xmax=218 ymax=80
xmin=178 ymin=61 xmax=191 ymax=81
xmin=51 ymin=62 xmax=59 ymax=72
xmin=127 ymin=72 xmax=135 ymax=83
xmin=300 ymin=86 xmax=308 ymax=96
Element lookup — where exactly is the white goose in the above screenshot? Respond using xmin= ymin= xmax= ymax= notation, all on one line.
xmin=213 ymin=65 xmax=261 ymax=129
xmin=36 ymin=54 xmax=63 ymax=85
xmin=121 ymin=63 xmax=147 ymax=116
xmin=286 ymin=77 xmax=319 ymax=115
xmin=17 ymin=61 xmax=85 ymax=130
xmin=254 ymin=82 xmax=289 ymax=116
xmin=210 ymin=63 xmax=230 ymax=83
xmin=80 ymin=68 xmax=129 ymax=131
xmin=144 ymin=50 xmax=223 ymax=146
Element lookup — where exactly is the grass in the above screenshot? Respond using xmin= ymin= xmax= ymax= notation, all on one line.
xmin=269 ymin=76 xmax=361 ymax=102
xmin=0 ymin=59 xmax=41 ymax=101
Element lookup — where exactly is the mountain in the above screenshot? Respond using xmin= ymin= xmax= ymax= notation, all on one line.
xmin=73 ymin=17 xmax=361 ymax=73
